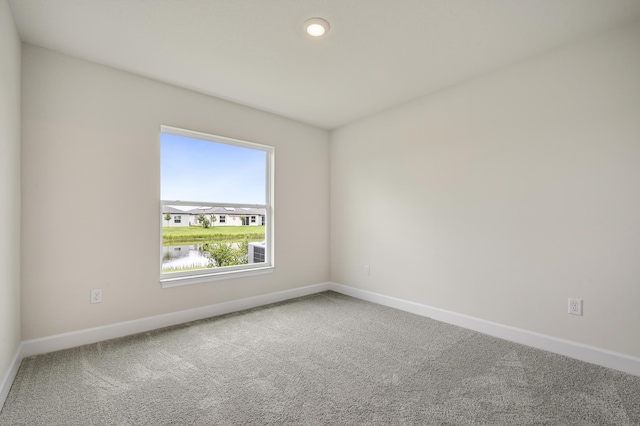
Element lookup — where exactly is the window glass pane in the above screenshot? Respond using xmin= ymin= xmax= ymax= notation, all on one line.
xmin=161 ymin=133 xmax=266 ymax=204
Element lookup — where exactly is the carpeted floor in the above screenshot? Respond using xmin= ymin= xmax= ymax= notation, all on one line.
xmin=1 ymin=291 xmax=639 ymax=425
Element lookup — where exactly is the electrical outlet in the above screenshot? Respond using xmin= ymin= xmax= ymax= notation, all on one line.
xmin=364 ymin=265 xmax=370 ymax=275
xmin=91 ymin=289 xmax=103 ymax=304
xmin=568 ymin=298 xmax=582 ymax=316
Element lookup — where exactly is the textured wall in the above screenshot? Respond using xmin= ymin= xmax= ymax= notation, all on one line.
xmin=21 ymin=45 xmax=330 ymax=340
xmin=0 ymin=0 xmax=21 ymax=387
xmin=330 ymin=22 xmax=640 ymax=358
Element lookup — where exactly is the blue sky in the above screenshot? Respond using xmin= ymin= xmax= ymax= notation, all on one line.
xmin=161 ymin=133 xmax=266 ymax=204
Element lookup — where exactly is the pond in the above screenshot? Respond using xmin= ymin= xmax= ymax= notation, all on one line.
xmin=162 ymin=244 xmax=210 ymax=271
xmin=161 ymin=241 xmax=253 ymax=271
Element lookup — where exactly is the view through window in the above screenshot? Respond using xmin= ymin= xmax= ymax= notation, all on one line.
xmin=160 ymin=126 xmax=273 ymax=285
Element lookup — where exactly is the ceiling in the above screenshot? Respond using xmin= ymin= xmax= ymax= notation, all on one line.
xmin=8 ymin=0 xmax=640 ymax=129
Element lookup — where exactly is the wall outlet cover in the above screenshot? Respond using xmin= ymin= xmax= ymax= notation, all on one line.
xmin=568 ymin=298 xmax=582 ymax=316
xmin=91 ymin=289 xmax=103 ymax=304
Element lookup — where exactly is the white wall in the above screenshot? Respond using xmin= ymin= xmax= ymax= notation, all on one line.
xmin=330 ymin=21 xmax=640 ymax=358
xmin=166 ymin=214 xmax=189 ymax=227
xmin=0 ymin=0 xmax=21 ymax=384
xmin=21 ymin=45 xmax=330 ymax=340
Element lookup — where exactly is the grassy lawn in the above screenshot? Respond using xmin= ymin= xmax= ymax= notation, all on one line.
xmin=163 ymin=226 xmax=265 ymax=245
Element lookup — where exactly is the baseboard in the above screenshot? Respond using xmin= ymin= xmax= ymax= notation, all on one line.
xmin=21 ymin=282 xmax=331 ymax=358
xmin=328 ymin=282 xmax=640 ymax=377
xmin=0 ymin=343 xmax=23 ymax=411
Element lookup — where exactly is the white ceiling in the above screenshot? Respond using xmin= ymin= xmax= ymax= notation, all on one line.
xmin=8 ymin=0 xmax=640 ymax=129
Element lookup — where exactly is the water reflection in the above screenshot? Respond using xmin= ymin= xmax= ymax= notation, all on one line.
xmin=162 ymin=242 xmax=255 ymax=271
xmin=162 ymin=244 xmax=209 ymax=271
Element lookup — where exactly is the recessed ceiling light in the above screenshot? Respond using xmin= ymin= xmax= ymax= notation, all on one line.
xmin=304 ymin=18 xmax=330 ymax=37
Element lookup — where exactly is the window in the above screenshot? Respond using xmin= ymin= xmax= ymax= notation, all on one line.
xmin=160 ymin=126 xmax=274 ymax=287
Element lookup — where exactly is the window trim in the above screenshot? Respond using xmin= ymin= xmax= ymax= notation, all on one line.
xmin=159 ymin=126 xmax=274 ymax=287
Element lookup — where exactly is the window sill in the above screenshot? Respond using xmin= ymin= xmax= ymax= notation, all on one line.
xmin=160 ymin=266 xmax=274 ymax=288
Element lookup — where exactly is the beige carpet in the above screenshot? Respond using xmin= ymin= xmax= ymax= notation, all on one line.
xmin=1 ymin=291 xmax=639 ymax=425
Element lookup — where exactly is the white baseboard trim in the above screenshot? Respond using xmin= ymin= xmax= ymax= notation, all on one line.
xmin=0 ymin=343 xmax=23 ymax=411
xmin=328 ymin=282 xmax=640 ymax=377
xmin=21 ymin=282 xmax=330 ymax=359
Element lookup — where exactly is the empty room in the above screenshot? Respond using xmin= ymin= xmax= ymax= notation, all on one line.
xmin=1 ymin=0 xmax=639 ymax=424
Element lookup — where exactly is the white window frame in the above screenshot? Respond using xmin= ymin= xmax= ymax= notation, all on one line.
xmin=160 ymin=126 xmax=274 ymax=288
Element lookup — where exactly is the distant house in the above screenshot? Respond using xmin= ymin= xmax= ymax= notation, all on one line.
xmin=161 ymin=205 xmax=190 ymax=227
xmin=162 ymin=206 xmax=266 ymax=227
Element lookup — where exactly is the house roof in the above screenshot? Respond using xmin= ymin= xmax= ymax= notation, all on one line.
xmin=189 ymin=207 xmax=266 ymax=216
xmin=163 ymin=206 xmax=265 ymax=216
xmin=162 ymin=206 xmax=189 ymax=214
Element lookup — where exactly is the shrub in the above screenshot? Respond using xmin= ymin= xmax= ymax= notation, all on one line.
xmin=201 ymin=238 xmax=249 ymax=267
